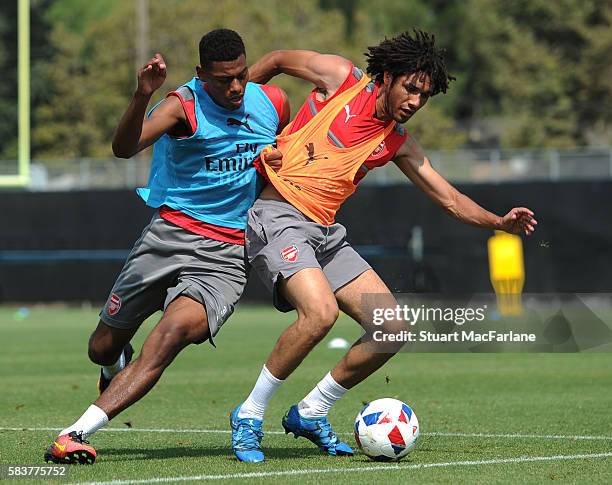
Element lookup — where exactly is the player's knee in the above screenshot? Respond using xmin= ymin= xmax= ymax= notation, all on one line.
xmin=308 ymin=299 xmax=339 ymax=325
xmin=158 ymin=324 xmax=191 ymax=352
xmin=87 ymin=337 xmax=120 ymax=366
xmin=87 ymin=343 xmax=104 ymax=365
xmin=151 ymin=317 xmax=207 ymax=359
xmin=381 ymin=318 xmax=407 ymax=336
xmin=300 ymin=300 xmax=339 ymax=343
xmin=175 ymin=315 xmax=209 ymax=344
xmin=372 ymin=318 xmax=407 ymax=354
xmin=139 ymin=329 xmax=186 ymax=372
xmin=87 ymin=321 xmax=134 ymax=366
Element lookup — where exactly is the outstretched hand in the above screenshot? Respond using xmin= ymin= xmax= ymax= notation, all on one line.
xmin=499 ymin=207 xmax=537 ymax=235
xmin=136 ymin=53 xmax=167 ymax=97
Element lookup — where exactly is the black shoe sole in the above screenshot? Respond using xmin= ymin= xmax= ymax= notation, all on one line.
xmin=44 ymin=449 xmax=96 ymax=465
xmin=282 ymin=419 xmax=299 ymax=438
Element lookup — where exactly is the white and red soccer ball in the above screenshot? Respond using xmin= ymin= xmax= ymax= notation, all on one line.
xmin=354 ymin=398 xmax=419 ymax=461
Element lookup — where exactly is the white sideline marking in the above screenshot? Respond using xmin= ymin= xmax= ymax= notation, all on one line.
xmin=3 ymin=426 xmax=612 ymax=441
xmin=70 ymin=452 xmax=612 ymax=485
xmin=427 ymin=431 xmax=612 ymax=441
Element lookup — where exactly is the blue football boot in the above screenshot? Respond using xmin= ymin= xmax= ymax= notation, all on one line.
xmin=282 ymin=404 xmax=353 ymax=456
xmin=230 ymin=405 xmax=264 ymax=463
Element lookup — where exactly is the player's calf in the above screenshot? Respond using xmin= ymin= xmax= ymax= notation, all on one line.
xmin=97 ymin=343 xmax=134 ymax=395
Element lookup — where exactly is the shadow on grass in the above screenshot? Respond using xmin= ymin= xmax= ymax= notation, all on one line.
xmin=100 ymin=445 xmax=324 ymax=462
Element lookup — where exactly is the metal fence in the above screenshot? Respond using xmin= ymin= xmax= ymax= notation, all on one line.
xmin=1 ymin=147 xmax=611 ymax=190
xmin=361 ymin=147 xmax=612 ymax=185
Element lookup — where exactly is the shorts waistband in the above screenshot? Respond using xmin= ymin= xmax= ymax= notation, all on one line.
xmin=253 ymin=198 xmax=309 ymax=219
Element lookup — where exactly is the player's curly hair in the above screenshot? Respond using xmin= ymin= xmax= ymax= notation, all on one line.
xmin=365 ymin=29 xmax=454 ymax=95
xmin=199 ymin=29 xmax=246 ymax=68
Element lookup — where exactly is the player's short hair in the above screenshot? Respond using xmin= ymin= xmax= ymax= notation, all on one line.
xmin=365 ymin=29 xmax=454 ymax=95
xmin=199 ymin=29 xmax=246 ymax=68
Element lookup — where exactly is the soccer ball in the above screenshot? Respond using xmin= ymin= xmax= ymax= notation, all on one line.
xmin=354 ymin=398 xmax=420 ymax=461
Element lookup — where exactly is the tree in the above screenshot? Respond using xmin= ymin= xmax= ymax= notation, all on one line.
xmin=350 ymin=0 xmax=466 ymax=149
xmin=29 ymin=0 xmax=612 ymax=157
xmin=45 ymin=0 xmax=122 ymax=34
xmin=32 ymin=0 xmax=349 ymax=158
xmin=451 ymin=0 xmax=611 ymax=147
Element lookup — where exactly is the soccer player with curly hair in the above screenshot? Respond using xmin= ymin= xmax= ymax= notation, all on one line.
xmin=230 ymin=30 xmax=537 ymax=462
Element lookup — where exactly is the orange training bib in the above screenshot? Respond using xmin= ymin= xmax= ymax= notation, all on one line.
xmin=262 ymin=75 xmax=396 ymax=225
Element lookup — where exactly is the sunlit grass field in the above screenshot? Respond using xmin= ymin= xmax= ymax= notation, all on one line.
xmin=0 ymin=305 xmax=611 ymax=484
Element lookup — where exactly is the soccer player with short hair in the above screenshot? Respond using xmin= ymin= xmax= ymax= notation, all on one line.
xmin=230 ymin=30 xmax=537 ymax=462
xmin=44 ymin=28 xmax=289 ymax=464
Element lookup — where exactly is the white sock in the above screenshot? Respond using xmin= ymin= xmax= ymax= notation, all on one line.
xmin=237 ymin=365 xmax=284 ymax=420
xmin=298 ymin=372 xmax=348 ymax=419
xmin=59 ymin=405 xmax=109 ymax=438
xmin=102 ymin=349 xmax=126 ymax=379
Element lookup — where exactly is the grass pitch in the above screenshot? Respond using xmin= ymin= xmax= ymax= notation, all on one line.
xmin=0 ymin=305 xmax=611 ymax=484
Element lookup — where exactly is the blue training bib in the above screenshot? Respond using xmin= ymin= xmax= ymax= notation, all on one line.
xmin=137 ymin=78 xmax=279 ymax=229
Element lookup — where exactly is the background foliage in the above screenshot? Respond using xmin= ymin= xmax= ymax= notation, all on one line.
xmin=0 ymin=0 xmax=610 ymax=159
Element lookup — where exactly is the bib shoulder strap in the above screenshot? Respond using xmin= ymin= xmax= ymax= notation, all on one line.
xmin=318 ymin=75 xmax=371 ymax=119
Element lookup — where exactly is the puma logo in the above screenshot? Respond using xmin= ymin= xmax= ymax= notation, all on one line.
xmin=227 ymin=113 xmax=254 ymax=133
xmin=344 ymin=105 xmax=357 ymax=123
xmin=305 ymin=142 xmax=328 ymax=164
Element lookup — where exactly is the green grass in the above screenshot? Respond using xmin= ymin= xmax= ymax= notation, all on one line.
xmin=0 ymin=305 xmax=611 ymax=484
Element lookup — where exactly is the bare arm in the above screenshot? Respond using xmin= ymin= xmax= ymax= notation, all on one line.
xmin=394 ymin=136 xmax=537 ymax=235
xmin=112 ymin=53 xmax=186 ymax=158
xmin=250 ymin=50 xmax=352 ymax=98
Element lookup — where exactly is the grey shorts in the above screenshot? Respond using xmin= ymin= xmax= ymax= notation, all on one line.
xmin=100 ymin=212 xmax=247 ymax=341
xmin=246 ymin=199 xmax=371 ymax=312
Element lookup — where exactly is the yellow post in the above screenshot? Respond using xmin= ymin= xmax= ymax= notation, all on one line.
xmin=0 ymin=0 xmax=31 ymax=188
xmin=18 ymin=0 xmax=30 ymax=185
xmin=488 ymin=231 xmax=525 ymax=316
